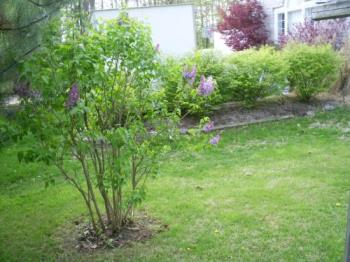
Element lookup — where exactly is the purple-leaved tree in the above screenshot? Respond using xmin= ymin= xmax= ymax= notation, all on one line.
xmin=217 ymin=0 xmax=268 ymax=51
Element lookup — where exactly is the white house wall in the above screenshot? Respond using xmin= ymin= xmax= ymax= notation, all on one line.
xmin=268 ymin=0 xmax=322 ymax=42
xmin=261 ymin=0 xmax=284 ymax=42
xmin=91 ymin=5 xmax=196 ymax=56
xmin=213 ymin=32 xmax=232 ymax=53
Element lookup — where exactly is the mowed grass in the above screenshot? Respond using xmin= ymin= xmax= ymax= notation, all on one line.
xmin=1 ymin=108 xmax=350 ymax=261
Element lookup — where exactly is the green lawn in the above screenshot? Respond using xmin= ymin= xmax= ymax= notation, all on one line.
xmin=1 ymin=108 xmax=350 ymax=261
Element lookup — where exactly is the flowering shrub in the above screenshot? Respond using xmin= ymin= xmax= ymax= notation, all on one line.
xmin=217 ymin=0 xmax=268 ymax=51
xmin=189 ymin=50 xmax=232 ymax=102
xmin=280 ymin=19 xmax=349 ymax=50
xmin=176 ymin=65 xmax=220 ymax=115
xmin=284 ymin=43 xmax=342 ymax=101
xmin=160 ymin=52 xmax=221 ymax=116
xmin=225 ymin=46 xmax=288 ymax=106
xmin=16 ymin=14 xmax=218 ymax=236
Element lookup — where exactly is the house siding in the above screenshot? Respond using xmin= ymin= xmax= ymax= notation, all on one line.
xmin=260 ymin=0 xmax=284 ymax=42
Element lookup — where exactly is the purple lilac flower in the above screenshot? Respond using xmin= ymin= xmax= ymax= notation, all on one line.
xmin=14 ymin=82 xmax=42 ymax=100
xmin=198 ymin=76 xmax=214 ymax=96
xmin=203 ymin=121 xmax=214 ymax=133
xmin=180 ymin=127 xmax=188 ymax=134
xmin=65 ymin=84 xmax=79 ymax=109
xmin=155 ymin=43 xmax=160 ymax=52
xmin=209 ymin=134 xmax=221 ymax=145
xmin=183 ymin=65 xmax=197 ymax=85
xmin=14 ymin=82 xmax=32 ymax=98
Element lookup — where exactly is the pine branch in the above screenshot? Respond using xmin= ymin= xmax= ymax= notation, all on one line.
xmin=0 ymin=14 xmax=49 ymax=31
xmin=0 ymin=44 xmax=41 ymax=76
xmin=26 ymin=0 xmax=61 ymax=7
xmin=0 ymin=6 xmax=60 ymax=31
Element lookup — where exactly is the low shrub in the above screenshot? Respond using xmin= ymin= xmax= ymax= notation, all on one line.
xmin=176 ymin=72 xmax=221 ymax=116
xmin=188 ymin=50 xmax=227 ymax=88
xmin=225 ymin=46 xmax=288 ymax=106
xmin=159 ymin=56 xmax=183 ymax=112
xmin=284 ymin=43 xmax=342 ymax=101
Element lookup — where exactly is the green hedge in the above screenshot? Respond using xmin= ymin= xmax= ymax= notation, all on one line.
xmin=160 ymin=44 xmax=342 ymax=113
xmin=284 ymin=43 xmax=342 ymax=101
xmin=224 ymin=46 xmax=289 ymax=106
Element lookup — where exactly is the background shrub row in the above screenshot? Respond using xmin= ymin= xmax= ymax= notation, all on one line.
xmin=160 ymin=43 xmax=342 ymax=113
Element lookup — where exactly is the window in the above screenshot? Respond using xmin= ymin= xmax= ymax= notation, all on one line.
xmin=305 ymin=8 xmax=313 ymax=20
xmin=278 ymin=13 xmax=285 ymax=36
xmin=288 ymin=10 xmax=302 ymax=33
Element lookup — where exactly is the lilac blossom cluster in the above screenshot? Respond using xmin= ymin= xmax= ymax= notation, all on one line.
xmin=181 ymin=66 xmax=220 ymax=145
xmin=180 ymin=127 xmax=188 ymax=134
xmin=182 ymin=65 xmax=197 ymax=85
xmin=155 ymin=43 xmax=160 ymax=53
xmin=203 ymin=121 xmax=215 ymax=133
xmin=198 ymin=76 xmax=214 ymax=96
xmin=210 ymin=134 xmax=221 ymax=145
xmin=14 ymin=82 xmax=41 ymax=100
xmin=65 ymin=84 xmax=80 ymax=109
xmin=203 ymin=122 xmax=221 ymax=146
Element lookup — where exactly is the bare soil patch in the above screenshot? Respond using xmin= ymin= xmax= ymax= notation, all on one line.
xmin=182 ymin=95 xmax=343 ymax=129
xmin=56 ymin=212 xmax=168 ymax=253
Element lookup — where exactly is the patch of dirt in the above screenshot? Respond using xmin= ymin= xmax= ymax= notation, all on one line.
xmin=181 ymin=95 xmax=344 ymax=129
xmin=56 ymin=212 xmax=168 ymax=253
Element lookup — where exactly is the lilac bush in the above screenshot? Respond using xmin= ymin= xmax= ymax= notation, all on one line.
xmin=16 ymin=14 xmax=221 ymax=238
xmin=172 ymin=62 xmax=219 ymax=115
xmin=17 ymin=16 xmax=183 ymax=235
xmin=280 ymin=18 xmax=349 ymax=49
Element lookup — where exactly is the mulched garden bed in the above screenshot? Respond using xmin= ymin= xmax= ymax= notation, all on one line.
xmin=182 ymin=95 xmax=343 ymax=130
